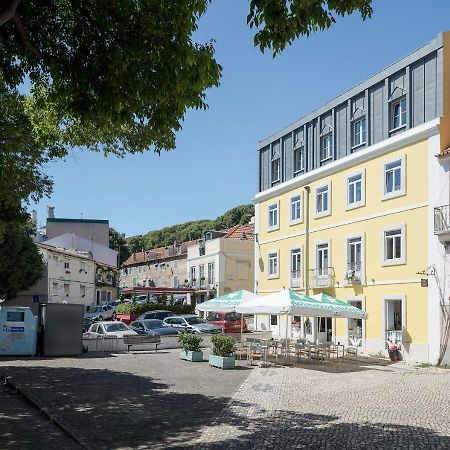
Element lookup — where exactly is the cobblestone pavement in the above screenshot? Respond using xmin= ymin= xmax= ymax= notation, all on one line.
xmin=194 ymin=361 xmax=450 ymax=449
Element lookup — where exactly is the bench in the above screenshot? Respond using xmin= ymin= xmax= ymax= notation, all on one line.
xmin=123 ymin=334 xmax=161 ymax=353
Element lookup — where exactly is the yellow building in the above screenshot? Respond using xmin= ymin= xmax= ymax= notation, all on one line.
xmin=254 ymin=32 xmax=450 ymax=364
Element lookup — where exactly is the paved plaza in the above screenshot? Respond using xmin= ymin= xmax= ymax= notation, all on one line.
xmin=0 ymin=350 xmax=449 ymax=449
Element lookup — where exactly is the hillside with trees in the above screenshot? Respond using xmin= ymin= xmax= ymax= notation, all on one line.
xmin=124 ymin=204 xmax=254 ymax=253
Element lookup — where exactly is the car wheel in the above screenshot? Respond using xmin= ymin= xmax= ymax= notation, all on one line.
xmin=98 ymin=315 xmax=103 ymax=321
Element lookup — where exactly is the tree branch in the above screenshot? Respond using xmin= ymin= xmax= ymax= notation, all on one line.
xmin=0 ymin=0 xmax=20 ymax=26
xmin=11 ymin=12 xmax=44 ymax=59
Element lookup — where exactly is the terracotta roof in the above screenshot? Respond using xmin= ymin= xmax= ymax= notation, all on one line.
xmin=223 ymin=223 xmax=255 ymax=240
xmin=123 ymin=239 xmax=198 ymax=266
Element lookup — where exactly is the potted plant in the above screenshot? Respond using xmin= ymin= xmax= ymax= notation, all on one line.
xmin=209 ymin=334 xmax=236 ymax=369
xmin=178 ymin=332 xmax=203 ymax=362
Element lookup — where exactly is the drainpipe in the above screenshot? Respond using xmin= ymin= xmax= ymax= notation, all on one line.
xmin=304 ymin=186 xmax=311 ymax=297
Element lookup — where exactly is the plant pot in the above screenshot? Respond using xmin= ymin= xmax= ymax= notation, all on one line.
xmin=208 ymin=354 xmax=235 ymax=369
xmin=115 ymin=313 xmax=139 ymax=325
xmin=179 ymin=350 xmax=203 ymax=362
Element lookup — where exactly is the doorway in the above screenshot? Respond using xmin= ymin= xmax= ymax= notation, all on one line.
xmin=347 ymin=300 xmax=363 ymax=346
xmin=317 ymin=317 xmax=332 ymax=343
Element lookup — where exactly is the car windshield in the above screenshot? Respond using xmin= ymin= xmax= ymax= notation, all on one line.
xmin=91 ymin=307 xmax=103 ymax=313
xmin=225 ymin=313 xmax=240 ymax=321
xmin=185 ymin=317 xmax=206 ymax=325
xmin=104 ymin=323 xmax=129 ymax=332
xmin=143 ymin=320 xmax=165 ymax=329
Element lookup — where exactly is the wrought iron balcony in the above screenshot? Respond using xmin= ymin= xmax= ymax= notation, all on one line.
xmin=310 ymin=267 xmax=334 ymax=288
xmin=290 ymin=270 xmax=302 ymax=288
xmin=345 ymin=263 xmax=362 ymax=283
xmin=434 ymin=205 xmax=450 ymax=235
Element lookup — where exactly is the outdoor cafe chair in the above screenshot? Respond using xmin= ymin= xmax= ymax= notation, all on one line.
xmin=246 ymin=341 xmax=263 ymax=366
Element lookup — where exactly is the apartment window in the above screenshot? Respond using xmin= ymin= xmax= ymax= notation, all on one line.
xmin=316 ymin=184 xmax=330 ymax=217
xmin=80 ymin=261 xmax=86 ymax=272
xmin=383 ymin=157 xmax=405 ymax=199
xmin=64 ymin=262 xmax=70 ymax=269
xmin=271 ymin=145 xmax=280 ymax=184
xmin=173 ymin=276 xmax=179 ymax=288
xmin=205 ymin=232 xmax=213 ymax=241
xmin=190 ymin=266 xmax=196 ymax=284
xmin=268 ymin=252 xmax=279 ymax=278
xmin=321 ymin=134 xmax=332 ymax=161
xmin=199 ymin=246 xmax=206 ymax=256
xmin=53 ymin=255 xmax=58 ymax=266
xmin=106 ymin=291 xmax=112 ymax=302
xmin=316 ymin=244 xmax=329 ymax=275
xmin=347 ymin=237 xmax=362 ymax=281
xmin=391 ymin=97 xmax=407 ymax=130
xmin=199 ymin=264 xmax=205 ymax=287
xmin=290 ymin=194 xmax=302 ymax=224
xmin=293 ymin=144 xmax=305 ymax=175
xmin=383 ymin=226 xmax=405 ymax=265
xmin=52 ymin=282 xmax=58 ymax=294
xmin=347 ymin=172 xmax=364 ymax=208
xmin=268 ymin=202 xmax=279 ymax=230
xmin=64 ymin=283 xmax=70 ymax=297
xmin=270 ymin=315 xmax=278 ymax=326
xmin=291 ymin=249 xmax=302 ymax=287
xmin=352 ymin=118 xmax=366 ymax=148
xmin=173 ymin=260 xmax=178 ymax=269
xmin=208 ymin=262 xmax=215 ymax=285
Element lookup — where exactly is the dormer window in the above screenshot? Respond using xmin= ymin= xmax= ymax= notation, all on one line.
xmin=391 ymin=97 xmax=407 ymax=130
xmin=293 ymin=141 xmax=305 ymax=175
xmin=271 ymin=143 xmax=281 ymax=184
xmin=321 ymin=134 xmax=332 ymax=162
xmin=205 ymin=232 xmax=213 ymax=241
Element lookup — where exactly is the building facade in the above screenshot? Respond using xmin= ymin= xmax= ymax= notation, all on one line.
xmin=12 ymin=244 xmax=97 ymax=314
xmin=187 ymin=224 xmax=255 ymax=303
xmin=121 ymin=241 xmax=196 ymax=291
xmin=254 ymin=32 xmax=450 ymax=364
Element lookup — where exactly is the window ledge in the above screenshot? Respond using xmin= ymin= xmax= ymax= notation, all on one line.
xmin=320 ymin=156 xmax=333 ymax=164
xmin=382 ymin=259 xmax=406 ymax=267
xmin=289 ymin=218 xmax=303 ymax=226
xmin=351 ymin=142 xmax=367 ymax=151
xmin=389 ymin=124 xmax=406 ymax=133
xmin=382 ymin=190 xmax=406 ymax=201
xmin=268 ymin=274 xmax=280 ymax=280
xmin=315 ymin=210 xmax=331 ymax=219
xmin=345 ymin=201 xmax=366 ymax=211
xmin=294 ymin=169 xmax=305 ymax=177
xmin=267 ymin=225 xmax=280 ymax=232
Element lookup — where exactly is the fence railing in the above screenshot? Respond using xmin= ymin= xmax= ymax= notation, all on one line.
xmin=309 ymin=267 xmax=334 ymax=288
xmin=290 ymin=270 xmax=301 ymax=288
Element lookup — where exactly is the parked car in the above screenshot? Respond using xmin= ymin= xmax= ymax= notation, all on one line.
xmin=163 ymin=315 xmax=222 ymax=334
xmin=106 ymin=300 xmax=120 ymax=308
xmin=134 ymin=294 xmax=158 ymax=305
xmin=84 ymin=304 xmax=116 ymax=321
xmin=206 ymin=312 xmax=248 ymax=333
xmin=86 ymin=321 xmax=137 ymax=337
xmin=83 ymin=318 xmax=94 ymax=333
xmin=138 ymin=310 xmax=175 ymax=321
xmin=129 ymin=319 xmax=179 ymax=336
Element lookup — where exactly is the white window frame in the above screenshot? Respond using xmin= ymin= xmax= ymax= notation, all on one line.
xmin=293 ymin=144 xmax=305 ymax=175
xmin=289 ymin=246 xmax=303 ymax=288
xmin=351 ymin=117 xmax=367 ymax=149
xmin=321 ymin=134 xmax=333 ymax=162
xmin=267 ymin=250 xmax=279 ymax=279
xmin=344 ymin=233 xmax=365 ymax=285
xmin=289 ymin=192 xmax=303 ymax=225
xmin=315 ymin=182 xmax=331 ymax=218
xmin=267 ymin=201 xmax=280 ymax=231
xmin=390 ymin=97 xmax=407 ymax=132
xmin=316 ymin=241 xmax=330 ymax=274
xmin=346 ymin=169 xmax=365 ymax=210
xmin=208 ymin=262 xmax=215 ymax=285
xmin=382 ymin=295 xmax=407 ymax=341
xmin=382 ymin=224 xmax=406 ymax=266
xmin=271 ymin=144 xmax=281 ymax=185
xmin=382 ymin=155 xmax=406 ymax=200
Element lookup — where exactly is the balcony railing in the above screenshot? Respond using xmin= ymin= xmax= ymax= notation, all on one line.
xmin=310 ymin=267 xmax=334 ymax=288
xmin=434 ymin=205 xmax=450 ymax=234
xmin=290 ymin=270 xmax=302 ymax=288
xmin=345 ymin=262 xmax=362 ymax=283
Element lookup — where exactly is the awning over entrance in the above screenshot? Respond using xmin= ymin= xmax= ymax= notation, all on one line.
xmin=196 ymin=290 xmax=258 ymax=313
xmin=236 ymin=289 xmax=368 ymax=320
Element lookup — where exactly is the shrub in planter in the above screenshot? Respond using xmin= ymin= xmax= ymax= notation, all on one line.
xmin=178 ymin=332 xmax=203 ymax=362
xmin=209 ymin=334 xmax=236 ymax=369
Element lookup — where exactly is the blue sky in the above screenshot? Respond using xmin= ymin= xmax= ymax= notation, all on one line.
xmin=30 ymin=0 xmax=450 ymax=237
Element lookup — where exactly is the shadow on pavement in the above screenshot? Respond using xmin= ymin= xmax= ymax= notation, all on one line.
xmin=188 ymin=409 xmax=450 ymax=449
xmin=0 ymin=365 xmax=248 ymax=449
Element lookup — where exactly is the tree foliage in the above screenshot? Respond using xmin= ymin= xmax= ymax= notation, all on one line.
xmin=247 ymin=0 xmax=372 ymax=54
xmin=0 ymin=213 xmax=43 ymax=301
xmin=109 ymin=228 xmax=131 ymax=266
xmin=128 ymin=204 xmax=254 ymax=250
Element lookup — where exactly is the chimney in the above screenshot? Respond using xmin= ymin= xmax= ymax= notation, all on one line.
xmin=47 ymin=206 xmax=55 ymax=218
xmin=30 ymin=210 xmax=37 ymax=225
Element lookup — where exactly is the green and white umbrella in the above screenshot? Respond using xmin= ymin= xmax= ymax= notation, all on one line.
xmin=196 ymin=290 xmax=258 ymax=313
xmin=236 ymin=289 xmax=368 ymax=320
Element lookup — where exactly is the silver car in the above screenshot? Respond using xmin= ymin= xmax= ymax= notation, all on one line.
xmin=84 ymin=304 xmax=116 ymax=321
xmin=163 ymin=315 xmax=222 ymax=334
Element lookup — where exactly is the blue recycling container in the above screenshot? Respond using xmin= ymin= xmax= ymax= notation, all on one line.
xmin=0 ymin=307 xmax=38 ymax=356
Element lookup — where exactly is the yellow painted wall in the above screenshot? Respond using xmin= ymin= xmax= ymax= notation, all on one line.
xmin=257 ymin=138 xmax=430 ymax=345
